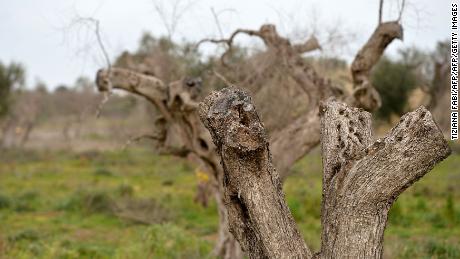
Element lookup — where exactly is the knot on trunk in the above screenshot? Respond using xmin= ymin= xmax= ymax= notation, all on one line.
xmin=95 ymin=69 xmax=111 ymax=92
xmin=199 ymin=87 xmax=313 ymax=259
xmin=199 ymin=88 xmax=266 ymax=153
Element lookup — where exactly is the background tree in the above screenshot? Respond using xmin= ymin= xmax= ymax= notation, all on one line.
xmin=426 ymin=40 xmax=451 ymax=131
xmin=371 ymin=40 xmax=451 ymax=130
xmin=0 ymin=61 xmax=26 ymax=147
xmin=0 ymin=61 xmax=25 ymax=118
xmin=371 ymin=55 xmax=418 ymax=120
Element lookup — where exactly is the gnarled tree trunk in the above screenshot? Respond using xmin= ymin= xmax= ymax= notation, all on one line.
xmin=199 ymin=87 xmax=450 ymax=259
xmin=95 ymin=67 xmax=242 ymax=258
xmin=95 ymin=17 xmax=404 ymax=259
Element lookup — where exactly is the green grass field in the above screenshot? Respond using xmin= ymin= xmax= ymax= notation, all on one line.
xmin=0 ymin=147 xmax=459 ymax=258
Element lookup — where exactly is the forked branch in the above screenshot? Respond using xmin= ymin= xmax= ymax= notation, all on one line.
xmin=197 ymin=24 xmax=321 ymax=66
xmin=200 ymin=87 xmax=450 ymax=259
xmin=319 ymin=99 xmax=450 ymax=258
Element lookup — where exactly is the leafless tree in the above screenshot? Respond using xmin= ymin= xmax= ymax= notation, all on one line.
xmin=94 ymin=3 xmax=410 ymax=258
xmin=0 ymin=88 xmax=46 ymax=148
xmin=151 ymin=0 xmax=198 ymax=40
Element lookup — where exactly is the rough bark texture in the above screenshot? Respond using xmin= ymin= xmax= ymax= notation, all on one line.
xmin=319 ymin=99 xmax=450 ymax=258
xmin=199 ymin=87 xmax=450 ymax=259
xmin=202 ymin=24 xmax=336 ymax=179
xmin=199 ymin=88 xmax=313 ymax=259
xmin=350 ymin=21 xmax=403 ymax=111
xmin=214 ymin=189 xmax=244 ymax=259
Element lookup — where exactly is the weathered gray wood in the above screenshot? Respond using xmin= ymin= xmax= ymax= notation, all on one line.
xmin=319 ymin=99 xmax=450 ymax=258
xmin=199 ymin=88 xmax=450 ymax=259
xmin=350 ymin=21 xmax=403 ymax=111
xmin=200 ymin=88 xmax=313 ymax=259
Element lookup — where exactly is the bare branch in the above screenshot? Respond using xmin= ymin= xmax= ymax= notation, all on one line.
xmin=319 ymin=99 xmax=450 ymax=258
xmin=212 ymin=70 xmax=234 ymax=87
xmin=64 ymin=16 xmax=113 ymax=117
xmin=196 ymin=29 xmax=260 ymax=47
xmin=197 ymin=24 xmax=323 ymax=71
xmin=96 ymin=68 xmax=171 ymax=121
xmin=95 ymin=91 xmax=111 ymax=118
xmin=350 ymin=21 xmax=403 ymax=111
xmin=398 ymin=0 xmax=407 ymax=22
xmin=210 ymin=7 xmax=224 ymax=38
xmin=151 ymin=0 xmax=197 ymax=40
xmin=270 ymin=109 xmax=321 ymax=180
xmin=196 ymin=28 xmax=260 ymax=66
xmin=122 ymin=134 xmax=163 ymax=150
xmin=292 ymin=36 xmax=321 ymax=54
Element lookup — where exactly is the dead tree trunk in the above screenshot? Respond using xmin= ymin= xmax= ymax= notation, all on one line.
xmin=95 ymin=67 xmax=243 ymax=259
xmin=349 ymin=21 xmax=403 ymax=111
xmin=199 ymin=87 xmax=450 ymax=259
xmin=318 ymin=100 xmax=449 ymax=258
xmin=199 ymin=88 xmax=313 ymax=258
xmin=199 ymin=20 xmax=402 ymax=179
xmin=213 ymin=188 xmax=244 ymax=259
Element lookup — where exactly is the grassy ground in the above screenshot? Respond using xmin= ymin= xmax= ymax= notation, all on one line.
xmin=0 ymin=147 xmax=459 ymax=258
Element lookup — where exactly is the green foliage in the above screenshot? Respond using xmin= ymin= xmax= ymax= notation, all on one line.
xmin=57 ymin=190 xmax=115 ymax=215
xmin=0 ymin=190 xmax=41 ymax=212
xmin=115 ymin=183 xmax=134 ymax=197
xmin=93 ymin=167 xmax=114 ymax=177
xmin=0 ymin=193 xmax=12 ymax=209
xmin=143 ymin=223 xmax=211 ymax=258
xmin=0 ymin=148 xmax=458 ymax=258
xmin=371 ymin=56 xmax=418 ymax=120
xmin=8 ymin=229 xmax=40 ymax=242
xmin=398 ymin=239 xmax=460 ymax=258
xmin=389 ymin=200 xmax=404 ymax=225
xmin=14 ymin=191 xmax=40 ymax=212
xmin=425 ymin=239 xmax=460 ymax=258
xmin=444 ymin=193 xmax=456 ymax=224
xmin=0 ymin=61 xmax=26 ymax=117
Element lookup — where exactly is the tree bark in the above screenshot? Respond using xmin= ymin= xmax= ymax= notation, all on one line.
xmin=213 ymin=188 xmax=244 ymax=259
xmin=350 ymin=21 xmax=403 ymax=111
xmin=200 ymin=87 xmax=313 ymax=259
xmin=319 ymin=99 xmax=450 ymax=258
xmin=199 ymin=87 xmax=450 ymax=259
